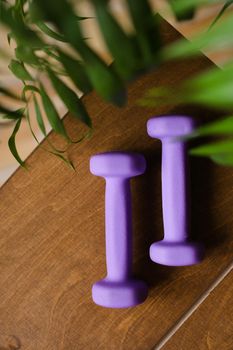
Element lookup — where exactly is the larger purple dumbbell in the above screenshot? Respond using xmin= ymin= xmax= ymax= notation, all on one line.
xmin=90 ymin=152 xmax=148 ymax=308
xmin=147 ymin=116 xmax=204 ymax=266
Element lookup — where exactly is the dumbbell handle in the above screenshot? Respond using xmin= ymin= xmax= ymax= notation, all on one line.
xmin=105 ymin=178 xmax=132 ymax=281
xmin=162 ymin=140 xmax=190 ymax=242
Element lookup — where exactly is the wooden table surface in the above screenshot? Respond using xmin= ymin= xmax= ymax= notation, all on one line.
xmin=0 ymin=19 xmax=232 ymax=350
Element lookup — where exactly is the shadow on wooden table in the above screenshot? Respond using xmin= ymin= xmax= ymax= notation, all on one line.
xmin=190 ymin=158 xmax=229 ymax=250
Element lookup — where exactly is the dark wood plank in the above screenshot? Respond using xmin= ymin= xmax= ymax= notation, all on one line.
xmin=162 ymin=270 xmax=233 ymax=350
xmin=0 ymin=19 xmax=232 ymax=350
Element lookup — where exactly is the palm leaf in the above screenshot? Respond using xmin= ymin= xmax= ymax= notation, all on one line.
xmin=39 ymin=84 xmax=69 ymax=140
xmin=9 ymin=59 xmax=33 ymax=81
xmin=8 ymin=117 xmax=26 ymax=168
xmin=58 ymin=50 xmax=92 ymax=94
xmin=47 ymin=67 xmax=92 ymax=127
xmin=94 ymin=0 xmax=139 ymax=78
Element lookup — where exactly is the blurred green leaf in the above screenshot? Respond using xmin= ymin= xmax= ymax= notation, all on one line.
xmin=141 ymin=62 xmax=233 ymax=110
xmin=1 ymin=2 xmax=44 ymax=47
xmin=58 ymin=51 xmax=92 ymax=94
xmin=39 ymin=83 xmax=69 ymax=140
xmin=9 ymin=59 xmax=34 ymax=81
xmin=169 ymin=0 xmax=196 ymax=20
xmin=47 ymin=67 xmax=92 ymax=128
xmin=94 ymin=1 xmax=139 ymax=78
xmin=30 ymin=0 xmax=75 ymax=27
xmin=163 ymin=13 xmax=233 ymax=60
xmin=75 ymin=15 xmax=93 ymax=21
xmin=63 ymin=13 xmax=127 ymax=106
xmin=211 ymin=153 xmax=233 ymax=165
xmin=15 ymin=46 xmax=39 ymax=65
xmin=81 ymin=46 xmax=126 ymax=106
xmin=168 ymin=0 xmax=219 ymax=18
xmin=8 ymin=117 xmax=26 ymax=168
xmin=31 ymin=0 xmax=126 ymax=106
xmin=184 ymin=62 xmax=233 ymax=109
xmin=138 ymin=86 xmax=173 ymax=107
xmin=190 ymin=139 xmax=233 ymax=156
xmin=14 ymin=0 xmax=27 ymax=16
xmin=36 ymin=21 xmax=67 ymax=42
xmin=126 ymin=1 xmax=161 ymax=65
xmin=194 ymin=116 xmax=233 ymax=136
xmin=1 ymin=108 xmax=25 ymax=120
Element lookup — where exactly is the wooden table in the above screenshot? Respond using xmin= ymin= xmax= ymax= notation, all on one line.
xmin=0 ymin=19 xmax=232 ymax=350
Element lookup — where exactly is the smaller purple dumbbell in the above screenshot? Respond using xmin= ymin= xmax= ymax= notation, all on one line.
xmin=90 ymin=152 xmax=148 ymax=308
xmin=147 ymin=116 xmax=204 ymax=266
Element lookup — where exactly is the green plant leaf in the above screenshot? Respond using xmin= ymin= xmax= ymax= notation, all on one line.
xmin=141 ymin=62 xmax=233 ymax=110
xmin=33 ymin=96 xmax=69 ymax=153
xmin=211 ymin=153 xmax=233 ymax=166
xmin=209 ymin=0 xmax=233 ymax=29
xmin=189 ymin=139 xmax=233 ymax=166
xmin=32 ymin=0 xmax=126 ymax=106
xmin=70 ymin=129 xmax=92 ymax=144
xmin=168 ymin=0 xmax=217 ymax=18
xmin=22 ymin=84 xmax=40 ymax=100
xmin=1 ymin=108 xmax=25 ymax=120
xmin=47 ymin=150 xmax=75 ymax=170
xmin=30 ymin=0 xmax=75 ymax=28
xmin=25 ymin=108 xmax=40 ymax=144
xmin=94 ymin=0 xmax=139 ymax=78
xmin=138 ymin=86 xmax=174 ymax=107
xmin=58 ymin=50 xmax=92 ymax=94
xmin=1 ymin=2 xmax=44 ymax=48
xmin=190 ymin=139 xmax=233 ymax=156
xmin=36 ymin=21 xmax=67 ymax=42
xmin=8 ymin=117 xmax=26 ymax=168
xmin=39 ymin=83 xmax=69 ymax=140
xmin=183 ymin=62 xmax=233 ymax=109
xmin=14 ymin=0 xmax=27 ymax=16
xmin=33 ymin=95 xmax=46 ymax=136
xmin=15 ymin=46 xmax=39 ymax=65
xmin=194 ymin=116 xmax=233 ymax=137
xmin=9 ymin=59 xmax=33 ymax=81
xmin=76 ymin=46 xmax=127 ymax=105
xmin=81 ymin=46 xmax=126 ymax=106
xmin=64 ymin=14 xmax=127 ymax=106
xmin=75 ymin=15 xmax=93 ymax=21
xmin=126 ymin=1 xmax=161 ymax=65
xmin=163 ymin=12 xmax=233 ymax=60
xmin=169 ymin=0 xmax=196 ymax=20
xmin=47 ymin=67 xmax=92 ymax=128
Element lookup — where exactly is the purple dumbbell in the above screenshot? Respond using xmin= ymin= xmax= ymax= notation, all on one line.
xmin=147 ymin=115 xmax=204 ymax=266
xmin=90 ymin=152 xmax=148 ymax=308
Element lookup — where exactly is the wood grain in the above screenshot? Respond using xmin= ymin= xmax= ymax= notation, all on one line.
xmin=162 ymin=271 xmax=233 ymax=350
xmin=0 ymin=19 xmax=232 ymax=350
